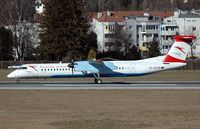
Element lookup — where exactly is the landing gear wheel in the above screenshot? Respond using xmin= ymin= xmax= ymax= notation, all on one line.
xmin=16 ymin=79 xmax=20 ymax=84
xmin=93 ymin=73 xmax=102 ymax=84
xmin=97 ymin=79 xmax=102 ymax=84
xmin=95 ymin=79 xmax=102 ymax=84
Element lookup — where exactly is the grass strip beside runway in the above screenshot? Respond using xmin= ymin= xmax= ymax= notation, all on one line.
xmin=0 ymin=90 xmax=200 ymax=129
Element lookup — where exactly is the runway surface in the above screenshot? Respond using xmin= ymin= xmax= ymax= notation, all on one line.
xmin=0 ymin=81 xmax=200 ymax=90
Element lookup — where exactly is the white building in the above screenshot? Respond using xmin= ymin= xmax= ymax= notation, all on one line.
xmin=162 ymin=10 xmax=200 ymax=57
xmin=35 ymin=0 xmax=45 ymax=14
xmin=92 ymin=11 xmax=125 ymax=52
xmin=92 ymin=11 xmax=173 ymax=53
xmin=125 ymin=15 xmax=161 ymax=52
xmin=160 ymin=21 xmax=179 ymax=54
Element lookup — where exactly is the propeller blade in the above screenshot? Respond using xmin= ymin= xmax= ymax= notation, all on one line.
xmin=68 ymin=59 xmax=77 ymax=74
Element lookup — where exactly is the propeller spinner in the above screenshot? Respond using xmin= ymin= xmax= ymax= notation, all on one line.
xmin=68 ymin=60 xmax=77 ymax=74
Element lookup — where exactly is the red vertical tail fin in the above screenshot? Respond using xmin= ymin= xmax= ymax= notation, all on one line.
xmin=163 ymin=36 xmax=196 ymax=63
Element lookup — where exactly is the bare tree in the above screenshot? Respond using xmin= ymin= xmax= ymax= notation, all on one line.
xmin=0 ymin=0 xmax=36 ymax=61
xmin=185 ymin=26 xmax=200 ymax=59
xmin=107 ymin=24 xmax=137 ymax=59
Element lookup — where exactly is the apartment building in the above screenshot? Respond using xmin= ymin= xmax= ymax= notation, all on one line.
xmin=162 ymin=10 xmax=200 ymax=57
xmin=160 ymin=21 xmax=179 ymax=54
xmin=125 ymin=14 xmax=161 ymax=52
xmin=92 ymin=11 xmax=173 ymax=52
xmin=92 ymin=11 xmax=125 ymax=52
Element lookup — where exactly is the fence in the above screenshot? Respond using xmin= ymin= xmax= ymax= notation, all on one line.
xmin=177 ymin=61 xmax=200 ymax=70
xmin=0 ymin=60 xmax=200 ymax=70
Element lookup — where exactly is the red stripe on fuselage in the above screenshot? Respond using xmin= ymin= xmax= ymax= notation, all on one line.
xmin=163 ymin=55 xmax=186 ymax=63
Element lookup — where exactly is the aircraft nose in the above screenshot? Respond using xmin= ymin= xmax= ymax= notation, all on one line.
xmin=7 ymin=72 xmax=15 ymax=78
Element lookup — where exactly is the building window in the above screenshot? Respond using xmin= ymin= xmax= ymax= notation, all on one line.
xmin=142 ymin=26 xmax=146 ymax=32
xmin=109 ymin=25 xmax=114 ymax=31
xmin=105 ymin=25 xmax=108 ymax=30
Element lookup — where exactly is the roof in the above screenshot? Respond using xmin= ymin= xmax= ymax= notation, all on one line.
xmin=95 ymin=11 xmax=125 ymax=22
xmin=94 ymin=11 xmax=174 ymax=22
xmin=179 ymin=13 xmax=200 ymax=18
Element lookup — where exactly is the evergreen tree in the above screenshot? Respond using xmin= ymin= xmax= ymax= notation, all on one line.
xmin=0 ymin=27 xmax=14 ymax=60
xmin=40 ymin=0 xmax=91 ymax=61
xmin=147 ymin=38 xmax=161 ymax=58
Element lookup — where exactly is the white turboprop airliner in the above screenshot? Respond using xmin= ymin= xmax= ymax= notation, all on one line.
xmin=7 ymin=36 xmax=195 ymax=84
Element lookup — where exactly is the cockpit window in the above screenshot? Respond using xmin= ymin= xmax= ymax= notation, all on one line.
xmin=19 ymin=67 xmax=27 ymax=70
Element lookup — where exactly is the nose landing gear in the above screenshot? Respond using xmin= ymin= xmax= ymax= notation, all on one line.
xmin=15 ymin=78 xmax=20 ymax=84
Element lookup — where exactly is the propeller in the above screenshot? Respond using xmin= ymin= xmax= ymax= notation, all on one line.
xmin=68 ymin=59 xmax=77 ymax=74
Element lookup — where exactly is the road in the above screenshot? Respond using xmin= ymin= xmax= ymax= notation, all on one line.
xmin=0 ymin=81 xmax=200 ymax=90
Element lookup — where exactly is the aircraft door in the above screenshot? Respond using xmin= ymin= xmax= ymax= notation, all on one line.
xmin=32 ymin=70 xmax=38 ymax=77
xmin=28 ymin=66 xmax=38 ymax=77
xmin=135 ymin=63 xmax=146 ymax=74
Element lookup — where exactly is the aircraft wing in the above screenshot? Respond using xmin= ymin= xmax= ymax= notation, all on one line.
xmin=74 ymin=61 xmax=117 ymax=74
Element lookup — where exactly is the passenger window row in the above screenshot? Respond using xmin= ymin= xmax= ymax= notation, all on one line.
xmin=41 ymin=68 xmax=71 ymax=71
xmin=118 ymin=67 xmax=134 ymax=70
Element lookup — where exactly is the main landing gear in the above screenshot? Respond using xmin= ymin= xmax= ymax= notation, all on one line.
xmin=93 ymin=73 xmax=102 ymax=84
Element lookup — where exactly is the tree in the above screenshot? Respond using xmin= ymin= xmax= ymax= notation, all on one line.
xmin=147 ymin=38 xmax=161 ymax=58
xmin=40 ymin=0 xmax=93 ymax=61
xmin=0 ymin=0 xmax=36 ymax=61
xmin=110 ymin=25 xmax=133 ymax=57
xmin=86 ymin=31 xmax=97 ymax=53
xmin=85 ymin=0 xmax=200 ymax=11
xmin=103 ymin=24 xmax=141 ymax=60
xmin=185 ymin=27 xmax=200 ymax=59
xmin=0 ymin=27 xmax=14 ymax=60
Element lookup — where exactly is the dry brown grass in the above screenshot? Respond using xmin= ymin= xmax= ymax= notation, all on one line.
xmin=0 ymin=90 xmax=200 ymax=129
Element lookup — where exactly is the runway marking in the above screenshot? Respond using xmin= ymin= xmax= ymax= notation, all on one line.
xmin=44 ymin=84 xmax=176 ymax=87
xmin=0 ymin=82 xmax=200 ymax=90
